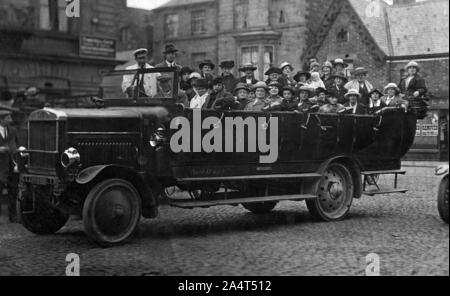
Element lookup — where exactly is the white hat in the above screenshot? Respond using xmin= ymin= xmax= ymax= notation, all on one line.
xmin=188 ymin=72 xmax=202 ymax=80
xmin=405 ymin=61 xmax=420 ymax=71
xmin=344 ymin=88 xmax=361 ymax=99
xmin=384 ymin=83 xmax=400 ymax=94
xmin=280 ymin=62 xmax=294 ymax=71
xmin=133 ymin=48 xmax=148 ymax=56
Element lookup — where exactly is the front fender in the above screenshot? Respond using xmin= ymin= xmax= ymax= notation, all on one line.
xmin=76 ymin=165 xmax=114 ymax=185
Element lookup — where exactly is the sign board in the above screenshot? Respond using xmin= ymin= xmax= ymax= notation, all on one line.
xmin=420 ymin=124 xmax=439 ymax=137
xmin=79 ymin=35 xmax=116 ymax=60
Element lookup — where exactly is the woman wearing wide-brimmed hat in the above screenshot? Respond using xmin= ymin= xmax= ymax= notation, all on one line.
xmin=265 ymin=67 xmax=285 ymax=88
xmin=332 ymin=58 xmax=349 ymax=76
xmin=234 ymin=83 xmax=252 ymax=110
xmin=263 ymin=81 xmax=284 ymax=112
xmin=367 ymin=89 xmax=386 ymax=114
xmin=244 ymin=81 xmax=270 ymax=111
xmin=341 ymin=89 xmax=368 ymax=115
xmin=279 ymin=62 xmax=295 ymax=87
xmin=179 ymin=66 xmax=194 ymax=91
xmin=321 ymin=61 xmax=334 ymax=88
xmin=293 ymin=70 xmax=311 ymax=86
xmin=382 ymin=83 xmax=408 ymax=108
xmin=344 ymin=67 xmax=374 ymax=106
xmin=399 ymin=60 xmax=428 ymax=98
xmin=297 ymin=86 xmax=318 ymax=113
xmin=238 ymin=63 xmax=259 ymax=85
xmin=199 ymin=59 xmax=216 ymax=79
xmin=328 ymin=72 xmax=348 ymax=104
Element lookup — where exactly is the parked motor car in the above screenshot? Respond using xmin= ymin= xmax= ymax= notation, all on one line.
xmin=435 ymin=164 xmax=449 ymax=224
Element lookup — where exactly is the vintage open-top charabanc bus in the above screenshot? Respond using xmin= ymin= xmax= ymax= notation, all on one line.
xmin=16 ymin=68 xmax=429 ymax=247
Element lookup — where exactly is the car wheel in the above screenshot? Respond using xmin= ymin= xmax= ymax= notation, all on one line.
xmin=83 ymin=179 xmax=141 ymax=247
xmin=306 ymin=163 xmax=354 ymax=221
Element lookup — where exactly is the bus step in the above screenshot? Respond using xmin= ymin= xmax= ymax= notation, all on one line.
xmin=168 ymin=194 xmax=317 ymax=209
xmin=361 ymin=170 xmax=406 ymax=175
xmin=363 ymin=188 xmax=408 ymax=196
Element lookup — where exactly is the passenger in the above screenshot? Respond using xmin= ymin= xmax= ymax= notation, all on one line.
xmin=341 ymin=89 xmax=368 ymax=115
xmin=308 ymin=72 xmax=326 ymax=90
xmin=248 ymin=86 xmax=256 ymax=101
xmin=0 ymin=107 xmax=18 ymax=222
xmin=238 ymin=63 xmax=259 ymax=85
xmin=332 ymin=59 xmax=349 ymax=78
xmin=279 ymin=86 xmax=300 ymax=112
xmin=265 ymin=67 xmax=285 ymax=87
xmin=293 ymin=70 xmax=311 ymax=88
xmin=263 ymin=81 xmax=284 ymax=111
xmin=122 ymin=48 xmax=160 ymax=98
xmin=155 ymin=44 xmax=182 ymax=70
xmin=185 ymin=72 xmax=202 ymax=101
xmin=344 ymin=67 xmax=374 ymax=106
xmin=280 ymin=62 xmax=295 ymax=87
xmin=309 ymin=61 xmax=321 ymax=73
xmin=399 ymin=61 xmax=428 ymax=98
xmin=208 ymin=77 xmax=239 ymax=111
xmin=189 ymin=78 xmax=211 ymax=109
xmin=199 ymin=59 xmax=216 ymax=82
xmin=234 ymin=83 xmax=252 ymax=110
xmin=297 ymin=86 xmax=317 ymax=113
xmin=319 ymin=95 xmax=345 ymax=114
xmin=244 ymin=82 xmax=270 ymax=112
xmin=179 ymin=67 xmax=194 ymax=91
xmin=382 ymin=83 xmax=409 ymax=109
xmin=368 ymin=89 xmax=386 ymax=114
xmin=321 ymin=61 xmax=334 ymax=88
xmin=219 ymin=61 xmax=239 ymax=94
xmin=315 ymin=87 xmax=328 ymax=108
xmin=327 ymin=72 xmax=348 ymax=105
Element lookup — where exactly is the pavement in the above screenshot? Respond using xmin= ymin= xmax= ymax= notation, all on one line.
xmin=0 ymin=165 xmax=448 ymax=276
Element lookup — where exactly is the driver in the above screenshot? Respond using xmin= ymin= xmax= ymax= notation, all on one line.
xmin=122 ymin=48 xmax=160 ymax=98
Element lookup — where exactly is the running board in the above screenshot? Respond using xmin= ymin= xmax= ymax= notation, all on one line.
xmin=168 ymin=194 xmax=317 ymax=209
xmin=363 ymin=189 xmax=408 ymax=196
xmin=176 ymin=173 xmax=322 ymax=182
xmin=361 ymin=170 xmax=406 ymax=175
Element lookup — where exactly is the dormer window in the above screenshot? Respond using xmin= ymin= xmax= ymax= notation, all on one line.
xmin=337 ymin=28 xmax=349 ymax=43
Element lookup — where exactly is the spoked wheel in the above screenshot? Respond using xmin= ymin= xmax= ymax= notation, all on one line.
xmin=437 ymin=177 xmax=449 ymax=224
xmin=306 ymin=163 xmax=354 ymax=221
xmin=242 ymin=201 xmax=278 ymax=214
xmin=83 ymin=179 xmax=141 ymax=247
xmin=18 ymin=188 xmax=69 ymax=235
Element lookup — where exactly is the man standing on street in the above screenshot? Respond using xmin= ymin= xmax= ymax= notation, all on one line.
xmin=122 ymin=48 xmax=160 ymax=98
xmin=0 ymin=107 xmax=18 ymax=223
xmin=155 ymin=44 xmax=182 ymax=70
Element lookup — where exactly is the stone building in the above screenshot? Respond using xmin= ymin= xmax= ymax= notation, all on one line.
xmin=152 ymin=0 xmax=332 ymax=79
xmin=0 ymin=0 xmax=128 ymax=96
xmin=306 ymin=0 xmax=449 ymax=160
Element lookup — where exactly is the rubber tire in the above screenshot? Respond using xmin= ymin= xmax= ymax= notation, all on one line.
xmin=306 ymin=163 xmax=354 ymax=222
xmin=83 ymin=179 xmax=141 ymax=247
xmin=18 ymin=190 xmax=69 ymax=235
xmin=242 ymin=201 xmax=278 ymax=214
xmin=437 ymin=176 xmax=449 ymax=224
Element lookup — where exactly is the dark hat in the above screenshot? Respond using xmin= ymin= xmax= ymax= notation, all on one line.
xmin=163 ymin=44 xmax=179 ymax=54
xmin=253 ymin=81 xmax=269 ymax=92
xmin=369 ymin=89 xmax=383 ymax=97
xmin=199 ymin=59 xmax=215 ymax=70
xmin=212 ymin=77 xmax=224 ymax=85
xmin=315 ymin=87 xmax=328 ymax=95
xmin=0 ymin=91 xmax=13 ymax=102
xmin=233 ymin=83 xmax=251 ymax=95
xmin=265 ymin=67 xmax=283 ymax=76
xmin=180 ymin=66 xmax=194 ymax=76
xmin=239 ymin=63 xmax=257 ymax=72
xmin=332 ymin=72 xmax=348 ymax=82
xmin=293 ymin=71 xmax=312 ymax=82
xmin=219 ymin=60 xmax=235 ymax=68
xmin=282 ymin=86 xmax=295 ymax=95
xmin=194 ymin=78 xmax=210 ymax=89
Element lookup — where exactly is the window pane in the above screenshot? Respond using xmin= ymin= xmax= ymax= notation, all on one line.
xmin=191 ymin=10 xmax=206 ymax=35
xmin=58 ymin=6 xmax=69 ymax=32
xmin=263 ymin=46 xmax=274 ymax=80
xmin=165 ymin=14 xmax=179 ymax=38
xmin=234 ymin=0 xmax=249 ymax=29
xmin=40 ymin=0 xmax=51 ymax=30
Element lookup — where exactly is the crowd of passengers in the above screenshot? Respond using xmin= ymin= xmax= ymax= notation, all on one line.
xmin=123 ymin=46 xmax=428 ymax=115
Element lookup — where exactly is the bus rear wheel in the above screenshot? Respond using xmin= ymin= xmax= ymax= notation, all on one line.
xmin=306 ymin=163 xmax=354 ymax=222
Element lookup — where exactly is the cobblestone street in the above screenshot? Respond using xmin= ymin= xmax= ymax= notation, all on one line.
xmin=0 ymin=164 xmax=448 ymax=276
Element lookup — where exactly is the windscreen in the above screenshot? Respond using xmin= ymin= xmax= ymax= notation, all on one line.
xmin=100 ymin=67 xmax=177 ymax=100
